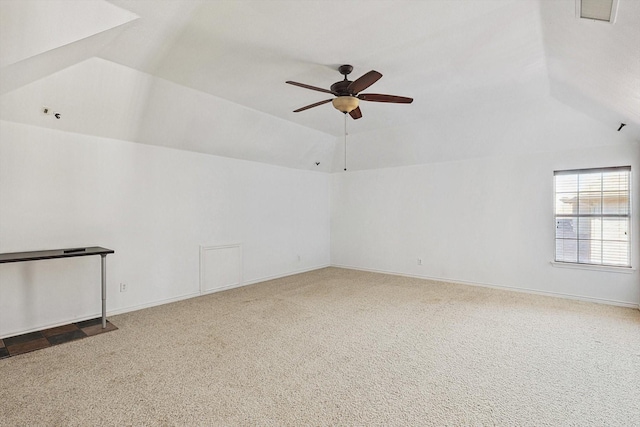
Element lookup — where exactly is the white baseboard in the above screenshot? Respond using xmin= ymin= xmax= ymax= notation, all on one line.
xmin=1 ymin=265 xmax=331 ymax=339
xmin=331 ymin=264 xmax=640 ymax=309
xmin=109 ymin=264 xmax=331 ymax=316
xmin=106 ymin=263 xmax=330 ymax=314
xmin=243 ymin=264 xmax=330 ymax=286
xmin=5 ymin=263 xmax=633 ymax=339
xmin=106 ymin=291 xmax=202 ymax=317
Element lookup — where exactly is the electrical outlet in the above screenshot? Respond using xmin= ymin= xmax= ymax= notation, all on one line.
xmin=297 ymin=254 xmax=301 ymax=262
xmin=417 ymin=258 xmax=423 ymax=265
xmin=120 ymin=283 xmax=127 ymax=292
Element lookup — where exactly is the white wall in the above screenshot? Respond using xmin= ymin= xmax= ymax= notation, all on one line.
xmin=0 ymin=120 xmax=330 ymax=338
xmin=1 ymin=116 xmax=637 ymax=340
xmin=331 ymin=143 xmax=640 ymax=306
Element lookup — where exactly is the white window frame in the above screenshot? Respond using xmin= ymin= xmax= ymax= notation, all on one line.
xmin=575 ymin=0 xmax=620 ymax=24
xmin=552 ymin=166 xmax=633 ymax=271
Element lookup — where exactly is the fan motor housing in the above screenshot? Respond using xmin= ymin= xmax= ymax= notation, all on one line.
xmin=330 ymin=80 xmax=352 ymax=95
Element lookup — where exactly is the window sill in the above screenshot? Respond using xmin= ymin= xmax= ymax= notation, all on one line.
xmin=550 ymin=261 xmax=636 ymax=274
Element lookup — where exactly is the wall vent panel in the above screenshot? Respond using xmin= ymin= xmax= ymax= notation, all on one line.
xmin=200 ymin=244 xmax=242 ymax=295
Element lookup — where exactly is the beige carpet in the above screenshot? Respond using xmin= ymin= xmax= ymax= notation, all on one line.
xmin=1 ymin=267 xmax=639 ymax=426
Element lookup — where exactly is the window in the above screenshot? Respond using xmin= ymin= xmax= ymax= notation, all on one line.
xmin=554 ymin=167 xmax=631 ymax=267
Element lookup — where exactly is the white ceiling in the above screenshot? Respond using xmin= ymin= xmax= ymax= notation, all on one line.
xmin=1 ymin=0 xmax=638 ymax=172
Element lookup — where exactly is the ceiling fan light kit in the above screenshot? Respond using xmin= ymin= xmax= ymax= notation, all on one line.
xmin=332 ymin=96 xmax=359 ymax=113
xmin=286 ymin=64 xmax=413 ymax=120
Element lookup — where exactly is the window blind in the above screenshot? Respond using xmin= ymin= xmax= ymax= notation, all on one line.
xmin=580 ymin=0 xmax=614 ymax=21
xmin=554 ymin=166 xmax=631 ymax=267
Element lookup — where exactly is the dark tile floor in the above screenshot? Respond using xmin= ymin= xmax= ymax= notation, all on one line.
xmin=0 ymin=318 xmax=117 ymax=359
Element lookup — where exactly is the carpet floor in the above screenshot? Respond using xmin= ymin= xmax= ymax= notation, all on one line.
xmin=1 ymin=267 xmax=639 ymax=426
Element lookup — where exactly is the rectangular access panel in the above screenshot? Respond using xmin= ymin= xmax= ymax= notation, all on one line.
xmin=199 ymin=244 xmax=242 ymax=294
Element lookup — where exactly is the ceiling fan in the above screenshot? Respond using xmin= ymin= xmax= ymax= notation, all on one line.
xmin=286 ymin=65 xmax=413 ymax=120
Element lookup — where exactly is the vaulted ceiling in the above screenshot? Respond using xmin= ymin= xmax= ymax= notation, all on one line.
xmin=1 ymin=0 xmax=638 ymax=172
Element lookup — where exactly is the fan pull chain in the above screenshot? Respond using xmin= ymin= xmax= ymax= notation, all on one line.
xmin=344 ymin=113 xmax=347 ymax=171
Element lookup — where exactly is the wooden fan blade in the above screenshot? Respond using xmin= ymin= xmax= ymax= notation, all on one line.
xmin=349 ymin=106 xmax=362 ymax=120
xmin=347 ymin=70 xmax=382 ymax=94
xmin=358 ymin=93 xmax=413 ymax=103
xmin=286 ymin=81 xmax=334 ymax=94
xmin=293 ymin=98 xmax=333 ymax=112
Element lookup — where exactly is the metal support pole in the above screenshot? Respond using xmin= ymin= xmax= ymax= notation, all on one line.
xmin=101 ymin=254 xmax=107 ymax=328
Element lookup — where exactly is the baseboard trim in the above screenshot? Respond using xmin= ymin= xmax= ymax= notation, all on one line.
xmin=243 ymin=264 xmax=331 ymax=286
xmin=5 ymin=263 xmax=634 ymax=338
xmin=107 ymin=264 xmax=330 ymax=314
xmin=108 ymin=264 xmax=331 ymax=316
xmin=331 ymin=264 xmax=640 ymax=309
xmin=1 ymin=265 xmax=331 ymax=339
xmin=106 ymin=291 xmax=202 ymax=317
